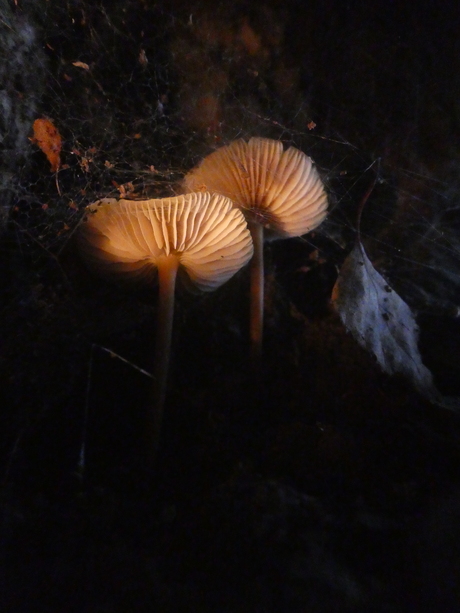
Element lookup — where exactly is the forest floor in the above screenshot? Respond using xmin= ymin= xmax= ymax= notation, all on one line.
xmin=2 ymin=1 xmax=460 ymax=612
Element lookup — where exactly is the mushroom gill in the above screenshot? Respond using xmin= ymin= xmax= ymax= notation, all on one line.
xmin=184 ymin=137 xmax=328 ymax=360
xmin=79 ymin=191 xmax=253 ymax=455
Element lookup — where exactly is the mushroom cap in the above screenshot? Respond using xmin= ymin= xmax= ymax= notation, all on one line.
xmin=184 ymin=137 xmax=328 ymax=238
xmin=78 ymin=192 xmax=254 ymax=292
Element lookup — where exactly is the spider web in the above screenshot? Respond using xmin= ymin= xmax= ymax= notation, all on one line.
xmin=3 ymin=3 xmax=460 ymax=611
xmin=1 ymin=0 xmax=459 ymax=417
xmin=3 ymin=1 xmax=459 ymax=313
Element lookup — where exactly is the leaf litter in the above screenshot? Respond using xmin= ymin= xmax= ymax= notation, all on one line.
xmin=332 ymin=166 xmax=460 ymax=411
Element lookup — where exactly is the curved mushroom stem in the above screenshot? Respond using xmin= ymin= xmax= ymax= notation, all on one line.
xmin=150 ymin=254 xmax=179 ymax=458
xmin=249 ymin=222 xmax=264 ymax=363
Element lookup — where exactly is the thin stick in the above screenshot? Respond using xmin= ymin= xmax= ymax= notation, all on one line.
xmin=77 ymin=343 xmax=95 ymax=481
xmin=249 ymin=222 xmax=264 ymax=362
xmin=149 ymin=255 xmax=179 ymax=457
xmin=96 ymin=345 xmax=153 ymax=378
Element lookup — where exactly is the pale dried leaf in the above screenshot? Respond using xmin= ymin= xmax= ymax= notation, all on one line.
xmin=332 ymin=242 xmax=435 ymax=395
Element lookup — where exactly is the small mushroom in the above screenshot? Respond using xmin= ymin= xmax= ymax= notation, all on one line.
xmin=184 ymin=137 xmax=328 ymax=360
xmin=78 ymin=192 xmax=253 ymax=454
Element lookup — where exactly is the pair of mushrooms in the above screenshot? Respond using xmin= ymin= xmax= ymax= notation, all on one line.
xmin=79 ymin=137 xmax=328 ymax=453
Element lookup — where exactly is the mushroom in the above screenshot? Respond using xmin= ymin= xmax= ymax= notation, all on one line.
xmin=78 ymin=192 xmax=253 ymax=454
xmin=184 ymin=137 xmax=328 ymax=360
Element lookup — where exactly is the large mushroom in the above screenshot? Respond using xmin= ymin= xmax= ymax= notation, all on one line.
xmin=184 ymin=137 xmax=328 ymax=360
xmin=78 ymin=192 xmax=253 ymax=453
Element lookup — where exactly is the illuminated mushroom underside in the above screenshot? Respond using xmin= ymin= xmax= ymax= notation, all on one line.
xmin=79 ymin=191 xmax=253 ymax=454
xmin=184 ymin=137 xmax=328 ymax=359
xmin=184 ymin=137 xmax=328 ymax=238
xmin=79 ymin=191 xmax=253 ymax=291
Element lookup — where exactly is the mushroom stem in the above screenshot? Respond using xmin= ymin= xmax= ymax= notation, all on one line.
xmin=249 ymin=222 xmax=264 ymax=362
xmin=150 ymin=254 xmax=180 ymax=456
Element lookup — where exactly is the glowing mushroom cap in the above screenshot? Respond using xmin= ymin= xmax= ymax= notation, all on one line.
xmin=184 ymin=137 xmax=328 ymax=238
xmin=78 ymin=192 xmax=254 ymax=292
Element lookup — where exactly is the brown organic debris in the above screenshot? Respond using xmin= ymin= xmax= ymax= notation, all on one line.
xmin=30 ymin=118 xmax=62 ymax=172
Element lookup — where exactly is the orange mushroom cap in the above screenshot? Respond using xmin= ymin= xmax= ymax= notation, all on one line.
xmin=184 ymin=137 xmax=328 ymax=238
xmin=78 ymin=192 xmax=254 ymax=292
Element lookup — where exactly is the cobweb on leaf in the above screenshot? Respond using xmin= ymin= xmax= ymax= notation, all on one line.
xmin=332 ymin=241 xmax=434 ymax=394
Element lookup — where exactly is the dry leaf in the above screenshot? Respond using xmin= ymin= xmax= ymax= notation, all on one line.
xmin=72 ymin=61 xmax=90 ymax=70
xmin=112 ymin=181 xmax=135 ymax=198
xmin=30 ymin=118 xmax=62 ymax=172
xmin=80 ymin=157 xmax=91 ymax=172
xmin=333 ymin=242 xmax=460 ymax=412
xmin=332 ymin=241 xmax=435 ymax=395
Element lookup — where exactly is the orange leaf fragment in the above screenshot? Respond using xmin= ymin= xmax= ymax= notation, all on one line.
xmin=31 ymin=118 xmax=62 ymax=172
xmin=112 ymin=181 xmax=135 ymax=198
xmin=72 ymin=61 xmax=90 ymax=70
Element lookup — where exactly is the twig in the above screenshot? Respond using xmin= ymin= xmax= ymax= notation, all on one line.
xmin=96 ymin=344 xmax=153 ymax=378
xmin=77 ymin=343 xmax=153 ymax=480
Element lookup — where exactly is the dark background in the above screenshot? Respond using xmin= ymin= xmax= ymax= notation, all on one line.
xmin=2 ymin=1 xmax=460 ymax=611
